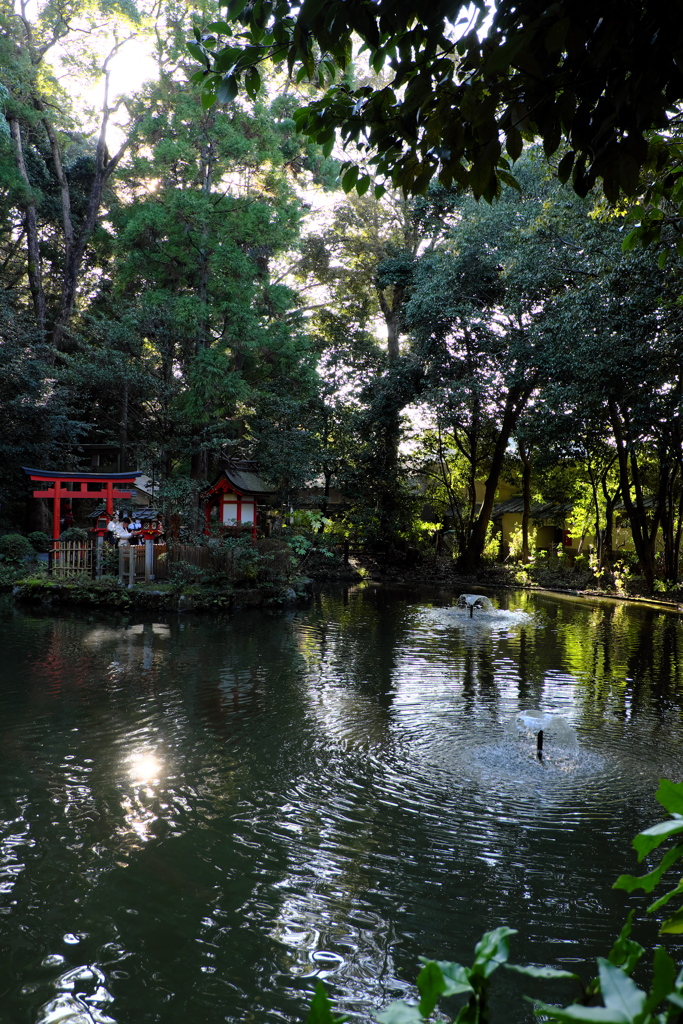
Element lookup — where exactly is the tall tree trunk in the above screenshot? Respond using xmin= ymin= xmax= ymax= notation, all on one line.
xmin=36 ymin=100 xmax=74 ymax=265
xmin=608 ymin=399 xmax=660 ymax=592
xmin=119 ymin=383 xmax=129 ymax=471
xmin=197 ymin=132 xmax=214 ymax=352
xmin=190 ymin=450 xmax=209 ymax=480
xmin=458 ymin=381 xmax=535 ymax=571
xmin=51 ymin=157 xmax=126 ymax=350
xmin=673 ymin=478 xmax=683 ymax=584
xmin=436 ymin=418 xmax=463 ymax=543
xmin=372 ymin=285 xmax=406 ymax=539
xmin=520 ymin=441 xmax=531 ymax=561
xmin=50 ymin=63 xmax=132 ymax=351
xmin=587 ymin=463 xmax=602 ymax=569
xmin=320 ymin=470 xmax=332 ymax=521
xmin=9 ymin=117 xmax=46 ymax=339
xmin=661 ymin=460 xmax=681 ymax=583
xmin=601 ymin=478 xmax=620 ymax=570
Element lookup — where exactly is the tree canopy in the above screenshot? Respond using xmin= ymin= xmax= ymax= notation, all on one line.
xmin=193 ymin=0 xmax=683 ymax=211
xmin=3 ymin=0 xmax=683 ymax=591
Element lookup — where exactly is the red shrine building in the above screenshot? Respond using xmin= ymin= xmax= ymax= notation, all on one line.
xmin=203 ymin=459 xmax=274 ymax=537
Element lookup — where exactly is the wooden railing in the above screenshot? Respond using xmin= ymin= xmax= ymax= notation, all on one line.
xmin=49 ymin=541 xmax=95 ymax=577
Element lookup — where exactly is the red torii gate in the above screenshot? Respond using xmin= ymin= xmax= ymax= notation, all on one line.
xmin=23 ymin=467 xmax=142 ymax=541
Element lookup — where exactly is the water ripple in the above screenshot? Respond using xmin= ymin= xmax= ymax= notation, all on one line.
xmin=1 ymin=594 xmax=683 ymax=1023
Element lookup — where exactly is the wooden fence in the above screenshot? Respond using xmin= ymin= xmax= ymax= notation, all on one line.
xmin=48 ymin=537 xmax=289 ymax=585
xmin=49 ymin=541 xmax=95 ymax=577
xmin=149 ymin=542 xmax=262 ymax=582
xmin=116 ymin=541 xmax=256 ymax=584
xmin=118 ymin=542 xmax=165 ymax=584
xmin=118 ymin=539 xmax=292 ymax=585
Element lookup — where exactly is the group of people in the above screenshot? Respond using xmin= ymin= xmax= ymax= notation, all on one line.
xmin=106 ymin=513 xmax=164 ymax=546
xmin=107 ymin=514 xmax=140 ymax=545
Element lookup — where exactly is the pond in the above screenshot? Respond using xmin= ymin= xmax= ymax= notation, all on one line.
xmin=2 ymin=586 xmax=683 ymax=1024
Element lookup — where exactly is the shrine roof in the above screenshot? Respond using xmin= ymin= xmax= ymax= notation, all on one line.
xmin=226 ymin=467 xmax=273 ymax=495
xmin=206 ymin=460 xmax=274 ymax=497
xmin=22 ymin=467 xmax=141 ymax=481
xmin=490 ymin=497 xmax=575 ymax=520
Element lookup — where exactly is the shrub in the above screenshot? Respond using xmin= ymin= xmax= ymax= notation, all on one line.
xmin=481 ymin=523 xmax=501 ymax=565
xmin=28 ymin=531 xmax=50 ymax=553
xmin=0 ymin=563 xmax=25 ymax=587
xmin=507 ymin=524 xmax=536 ymax=561
xmin=102 ymin=545 xmax=120 ymax=576
xmin=0 ymin=533 xmax=33 ymax=563
xmin=60 ymin=527 xmax=89 ymax=542
xmin=168 ymin=560 xmax=205 ymax=587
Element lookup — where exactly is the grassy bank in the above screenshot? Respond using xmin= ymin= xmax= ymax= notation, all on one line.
xmin=12 ymin=574 xmax=315 ymax=613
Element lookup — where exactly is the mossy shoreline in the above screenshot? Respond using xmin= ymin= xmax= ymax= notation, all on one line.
xmin=8 ymin=551 xmax=683 ymax=615
xmin=12 ymin=575 xmax=315 ymax=613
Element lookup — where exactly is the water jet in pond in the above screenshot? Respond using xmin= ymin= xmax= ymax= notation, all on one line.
xmin=517 ymin=711 xmax=577 ymax=749
xmin=456 ymin=594 xmax=494 ymax=617
xmin=468 ymin=711 xmax=602 ymax=787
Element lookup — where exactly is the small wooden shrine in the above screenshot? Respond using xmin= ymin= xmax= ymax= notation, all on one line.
xmin=23 ymin=467 xmax=141 ymax=541
xmin=203 ymin=459 xmax=273 ymax=537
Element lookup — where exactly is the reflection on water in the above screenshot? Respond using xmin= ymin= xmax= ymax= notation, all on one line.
xmin=1 ymin=588 xmax=683 ymax=1024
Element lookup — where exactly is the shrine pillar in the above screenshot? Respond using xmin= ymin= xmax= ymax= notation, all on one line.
xmin=52 ymin=480 xmax=61 ymax=541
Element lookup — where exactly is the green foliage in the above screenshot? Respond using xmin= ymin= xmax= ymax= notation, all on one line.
xmin=406 ymin=519 xmax=440 ymax=554
xmin=282 ymin=511 xmax=336 ymax=566
xmin=0 ymin=300 xmax=82 ymax=527
xmin=27 ymin=531 xmax=50 ymax=553
xmin=163 ymin=537 xmax=296 ymax=588
xmin=196 ymin=1 xmax=683 ymax=212
xmin=215 ymin=536 xmax=262 ymax=581
xmin=157 ymin=478 xmax=205 ymax=538
xmin=0 ymin=533 xmax=33 ymax=563
xmin=305 ymin=981 xmax=349 ymax=1024
xmin=2 ymin=0 xmax=683 ymax=598
xmin=0 ymin=562 xmax=42 ymax=588
xmin=376 ymin=927 xmax=517 ymax=1024
xmin=612 ymin=560 xmax=636 ymax=597
xmin=614 ymin=780 xmax=683 ymax=933
xmin=105 ymin=68 xmax=318 ymax=480
xmin=508 ymin=525 xmax=536 ymax=562
xmin=59 ymin=527 xmax=89 ymax=541
xmin=168 ymin=560 xmax=206 ymax=588
xmin=101 ymin=544 xmax=120 ymax=577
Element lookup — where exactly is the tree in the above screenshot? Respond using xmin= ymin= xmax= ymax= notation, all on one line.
xmin=294 ymin=185 xmax=462 ymax=541
xmin=194 ymin=1 xmax=683 ymax=208
xmin=0 ymin=296 xmax=81 ymax=528
xmin=102 ymin=56 xmax=317 ymax=482
xmin=0 ymin=0 xmax=154 ymax=350
xmin=530 ymin=415 xmax=623 ymax=572
xmin=403 ymin=160 xmax=596 ymax=569
xmin=544 ymin=241 xmax=683 ymax=591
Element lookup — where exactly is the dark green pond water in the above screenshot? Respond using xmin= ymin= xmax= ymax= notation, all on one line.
xmin=2 ymin=586 xmax=683 ymax=1024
